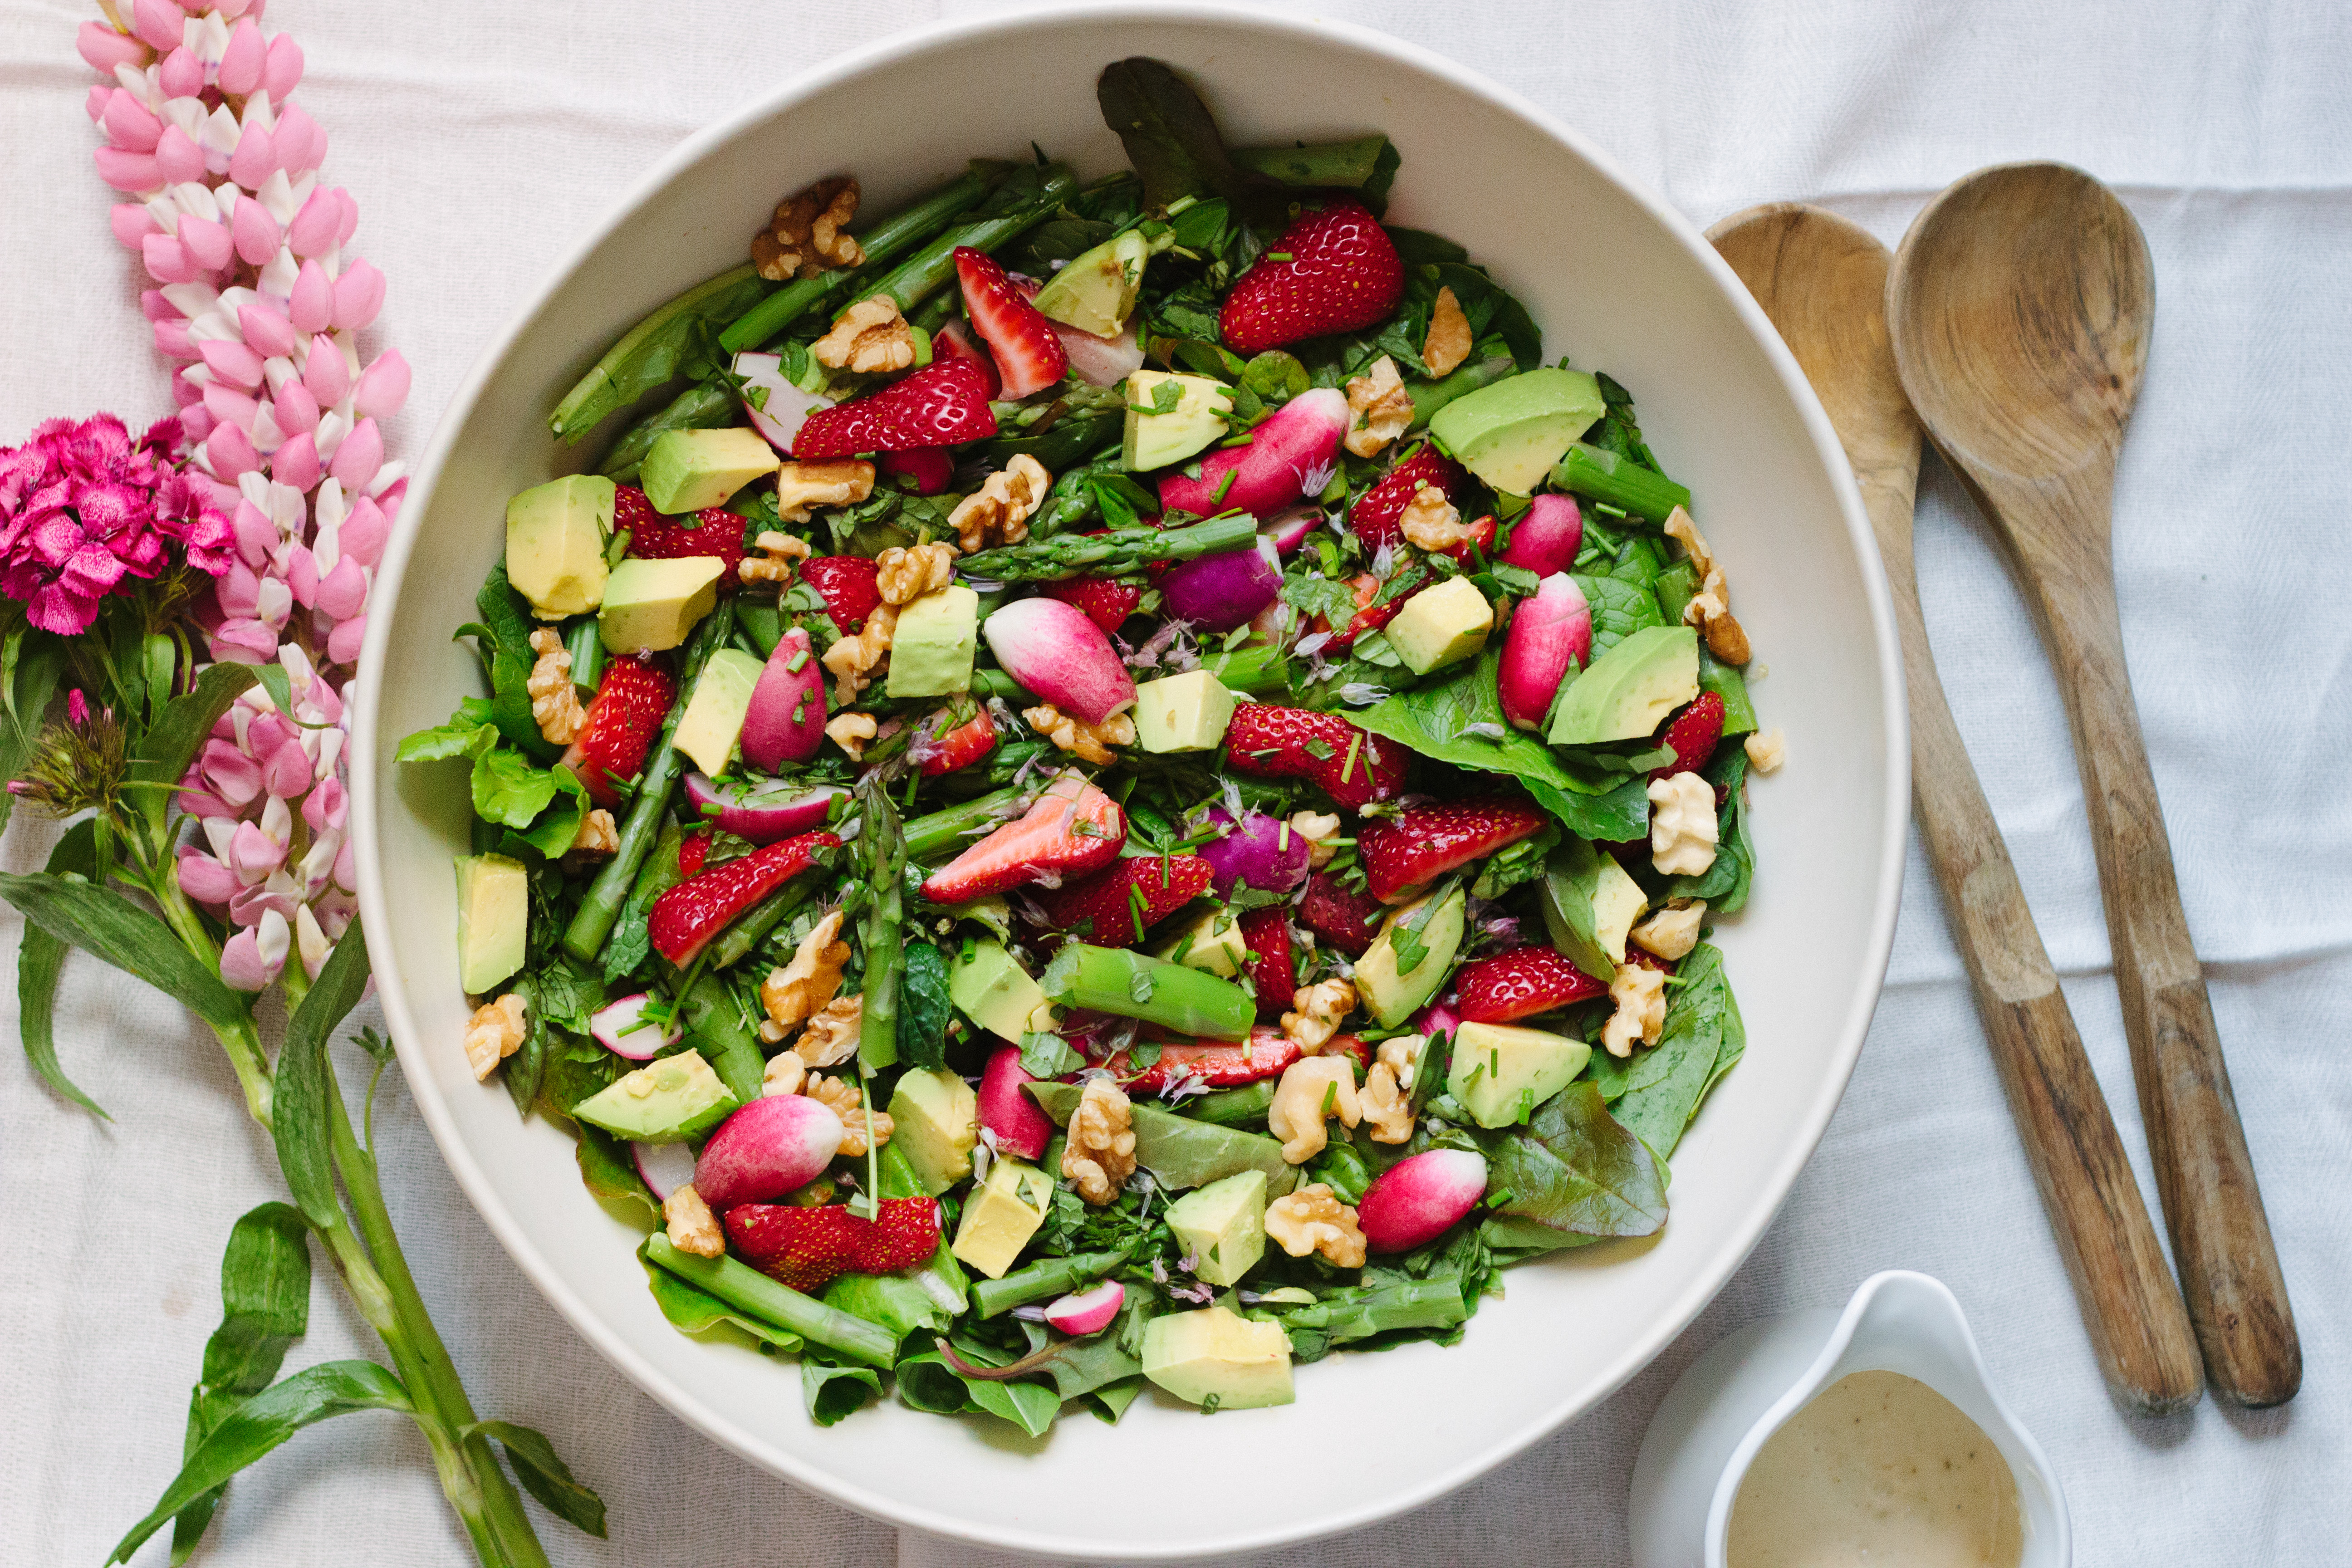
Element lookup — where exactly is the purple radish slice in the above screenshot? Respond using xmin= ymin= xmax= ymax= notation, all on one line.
xmin=1157 ymin=386 xmax=1348 ymax=521
xmin=1259 ymin=504 xmax=1323 ymax=555
xmin=1498 ymin=573 xmax=1592 ymax=731
xmin=979 ymin=1045 xmax=1054 ymax=1160
xmin=1049 ymin=320 xmax=1145 ymax=388
xmin=732 ymin=350 xmax=833 ymax=455
xmin=693 ymin=1093 xmax=845 ymax=1213
xmin=739 ymin=625 xmax=827 ymax=770
xmin=981 ymin=597 xmax=1136 ymax=725
xmin=1414 ymin=999 xmax=1463 ymax=1042
xmin=1498 ymin=493 xmax=1583 ymax=577
xmin=632 ymin=1139 xmax=699 ymax=1203
xmin=1357 ymin=1148 xmax=1488 ymax=1253
xmin=1195 ymin=806 xmax=1312 ymax=897
xmin=1159 ymin=536 xmax=1281 ymax=633
xmin=1044 ymin=1279 xmax=1126 ymax=1336
xmin=591 ymin=992 xmax=680 ymax=1059
xmin=681 ymin=772 xmax=845 ymax=844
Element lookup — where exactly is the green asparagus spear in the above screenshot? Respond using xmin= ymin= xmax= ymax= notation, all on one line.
xmin=1198 ymin=643 xmax=1292 ymax=698
xmin=680 ymin=972 xmax=764 ymax=1105
xmin=707 ymin=875 xmax=819 ymax=972
xmin=903 ymin=786 xmax=1024 ymax=860
xmin=956 ymin=512 xmax=1257 ymax=582
xmin=551 ymin=263 xmax=764 ymax=441
xmin=1551 ymin=441 xmax=1692 ymax=522
xmin=969 ymin=1249 xmax=1133 ymax=1318
xmin=644 ymin=1236 xmax=897 ymax=1367
xmin=855 ymin=776 xmax=906 ymax=1073
xmin=1272 ymin=1278 xmax=1468 ymax=1344
xmin=851 ymin=166 xmax=1078 ymax=323
xmin=1039 ymin=944 xmax=1254 ymax=1042
xmin=596 ymin=380 xmax=736 ymax=482
xmin=564 ymin=616 xmax=606 ymax=695
xmin=716 ymin=171 xmax=995 ymax=354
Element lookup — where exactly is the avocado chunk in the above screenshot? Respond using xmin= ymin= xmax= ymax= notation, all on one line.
xmin=1540 ymin=838 xmax=1651 ymax=983
xmin=1142 ymin=1305 xmax=1294 ymax=1410
xmin=1166 ymin=1169 xmax=1268 ymax=1286
xmin=1548 ymin=624 xmax=1699 ymax=744
xmin=639 ymin=426 xmax=779 ymax=514
xmin=672 ymin=647 xmax=764 ymax=776
xmin=571 ymin=1049 xmax=738 ymax=1143
xmin=504 ymin=475 xmax=612 ymax=619
xmin=886 ymin=1068 xmax=980 ymax=1196
xmin=1151 ymin=906 xmax=1249 ymax=978
xmin=1446 ymin=1020 xmax=1592 ymax=1128
xmin=599 ymin=556 xmax=723 ymax=654
xmin=1133 ymin=669 xmax=1236 ymax=752
xmin=1122 ymin=371 xmax=1232 ymax=472
xmin=1355 ymin=886 xmax=1467 ymax=1028
xmin=454 ymin=853 xmax=529 ymax=994
xmin=1034 ymin=230 xmax=1150 ymax=337
xmin=950 ymin=1156 xmax=1055 ymax=1279
xmin=1385 ymin=577 xmax=1494 ymax=676
xmin=948 ymin=939 xmax=1056 ymax=1041
xmin=1427 ymin=368 xmax=1605 ymax=496
xmin=885 ymin=584 xmax=978 ymax=698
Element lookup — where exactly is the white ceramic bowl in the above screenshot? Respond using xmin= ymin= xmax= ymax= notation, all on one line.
xmin=352 ymin=5 xmax=1906 ymax=1558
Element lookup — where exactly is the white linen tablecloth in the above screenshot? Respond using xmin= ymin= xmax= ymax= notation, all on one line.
xmin=2 ymin=1 xmax=2344 ymax=1562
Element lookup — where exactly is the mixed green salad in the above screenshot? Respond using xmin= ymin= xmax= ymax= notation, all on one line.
xmin=400 ymin=59 xmax=1777 ymax=1430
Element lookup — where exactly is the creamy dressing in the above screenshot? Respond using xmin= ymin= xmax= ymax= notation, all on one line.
xmin=1726 ymin=1370 xmax=2024 ymax=1568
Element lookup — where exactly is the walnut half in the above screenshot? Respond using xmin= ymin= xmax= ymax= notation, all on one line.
xmin=662 ymin=1184 xmax=726 ymax=1258
xmin=1281 ymin=977 xmax=1357 ymax=1055
xmin=1062 ymin=1078 xmax=1138 ymax=1205
xmin=1025 ymin=702 xmax=1135 ymax=765
xmin=813 ymin=295 xmax=916 ymax=376
xmin=759 ymin=909 xmax=849 ymax=1044
xmin=1343 ymin=354 xmax=1414 ymax=459
xmin=807 ymin=1072 xmax=892 ymax=1157
xmin=950 ymin=455 xmax=1051 ymax=552
xmin=1265 ymin=1183 xmax=1368 ymax=1268
xmin=462 ymin=993 xmax=527 ymax=1081
xmin=1602 ymin=962 xmax=1667 ymax=1058
xmin=525 ymin=629 xmax=585 ymax=745
xmin=1647 ymin=771 xmax=1719 ymax=877
xmin=1267 ymin=1056 xmax=1361 ymax=1164
xmin=752 ymin=175 xmax=863 ymax=282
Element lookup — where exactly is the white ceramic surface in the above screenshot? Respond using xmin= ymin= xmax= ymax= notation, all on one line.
xmin=350 ymin=5 xmax=1906 ymax=1558
xmin=1627 ymin=1271 xmax=2071 ymax=1568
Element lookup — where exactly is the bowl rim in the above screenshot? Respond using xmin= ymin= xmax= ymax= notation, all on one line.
xmin=350 ymin=3 xmax=1909 ymax=1556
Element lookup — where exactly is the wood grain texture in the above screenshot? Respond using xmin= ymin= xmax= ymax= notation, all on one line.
xmin=1884 ymin=164 xmax=2300 ymax=1406
xmin=1709 ymin=203 xmax=2203 ymax=1415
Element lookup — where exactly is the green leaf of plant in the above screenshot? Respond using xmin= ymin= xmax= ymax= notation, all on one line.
xmin=1573 ymin=572 xmax=1666 ymax=657
xmin=270 ymin=915 xmax=372 ymax=1232
xmin=1597 ymin=943 xmax=1743 ymax=1157
xmin=125 ymin=662 xmax=256 ymax=834
xmin=463 ymin=1419 xmax=608 ymax=1539
xmin=0 ymin=869 xmax=250 ymax=1034
xmin=639 ymin=1246 xmax=798 ymax=1349
xmin=800 ymin=1358 xmax=884 ymax=1427
xmin=1666 ymin=750 xmax=1754 ymax=913
xmin=1096 ymin=57 xmax=1262 ymax=216
xmin=896 ymin=940 xmax=953 ymax=1071
xmin=514 ymin=765 xmax=591 ymax=859
xmin=470 ymin=745 xmax=563 ymax=829
xmin=252 ymin=660 xmax=294 ymax=718
xmin=1488 ymin=1081 xmax=1667 ymax=1238
xmin=475 ymin=563 xmax=563 ymax=761
xmin=16 ymin=822 xmax=107 ymax=1117
xmin=393 ymin=717 xmax=498 ymax=764
xmin=0 ymin=630 xmax=63 ymax=837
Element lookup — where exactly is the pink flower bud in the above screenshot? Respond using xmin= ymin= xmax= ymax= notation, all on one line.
xmin=216 ymin=16 xmax=265 ymax=93
xmin=263 ymin=736 xmax=314 ymax=799
xmin=247 ymin=711 xmax=295 ymax=755
xmin=146 ymin=289 xmax=181 ymax=323
xmin=78 ymin=20 xmax=151 ymax=73
xmin=142 ymin=232 xmax=197 ymax=284
xmin=230 ymin=820 xmax=288 ymax=881
xmin=302 ymin=333 xmax=348 ymax=405
xmin=178 ymin=848 xmax=240 ymax=906
xmin=180 ymin=405 xmax=216 ymax=443
xmin=132 ymin=0 xmax=184 ymax=50
xmin=153 ymin=125 xmax=206 ymax=185
xmin=278 ymin=105 xmax=324 ymax=173
xmin=87 ymin=83 xmax=110 ymax=124
xmin=230 ymin=191 xmax=281 ymax=263
xmin=331 ymin=417 xmax=382 ymax=490
xmin=304 ymin=776 xmax=349 ymax=834
xmin=333 ymin=188 xmax=359 ymax=247
xmin=112 ymin=202 xmax=162 ymax=248
xmin=263 ymin=34 xmax=304 ymax=100
xmin=288 ymin=186 xmax=340 ymax=257
xmin=178 ymin=215 xmax=232 ymax=272
xmin=352 ymin=351 xmax=410 ymax=420
xmin=332 ymin=836 xmax=358 ymax=894
xmin=202 ymin=382 xmax=258 ymax=431
xmin=273 ymin=377 xmax=319 ymax=435
xmin=289 ymin=260 xmax=333 ymax=333
xmin=103 ymin=90 xmax=162 ymax=152
xmin=219 ymin=923 xmax=284 ymax=991
xmin=272 ymin=430 xmax=321 ymax=491
xmin=215 ymin=0 xmax=254 ymax=19
xmin=237 ymin=298 xmax=296 ymax=359
xmin=317 ymin=554 xmax=368 ymax=619
xmin=201 ymin=738 xmax=265 ymax=806
xmin=339 ymin=495 xmax=388 ymax=567
xmin=231 ymin=498 xmax=278 ymax=564
xmin=216 ymin=559 xmax=262 ymax=617
xmin=158 ymin=46 xmax=205 ymax=100
xmin=326 ymin=613 xmax=367 ymax=666
xmin=285 ymin=544 xmax=319 ymax=605
xmin=227 ymin=119 xmax=278 ymax=193
xmin=210 ymin=618 xmax=279 ymax=663
xmin=199 ymin=335 xmax=265 ymax=389
xmin=94 ymin=146 xmax=161 ymax=193
xmin=331 ymin=260 xmax=384 ymax=331
xmin=206 ymin=421 xmax=261 ymax=479
xmin=153 ymin=316 xmax=196 ymax=357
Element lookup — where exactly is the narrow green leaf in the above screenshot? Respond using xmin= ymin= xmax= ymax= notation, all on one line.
xmin=252 ymin=661 xmax=294 ymax=719
xmin=126 ymin=663 xmax=256 ymax=833
xmin=270 ymin=916 xmax=372 ymax=1231
xmin=0 ymin=632 xmax=64 ymax=836
xmin=0 ymin=870 xmax=250 ymax=1034
xmin=170 ymin=1202 xmax=312 ymax=1562
xmin=464 ymin=1420 xmax=608 ymax=1539
xmin=16 ymin=822 xmax=107 ymax=1117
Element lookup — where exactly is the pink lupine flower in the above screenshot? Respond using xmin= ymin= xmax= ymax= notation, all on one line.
xmin=220 ymin=907 xmax=289 ymax=991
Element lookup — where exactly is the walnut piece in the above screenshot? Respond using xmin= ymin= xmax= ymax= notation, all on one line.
xmin=740 ymin=529 xmax=812 ymax=587
xmin=462 ymin=993 xmax=527 ymax=1081
xmin=774 ymin=461 xmax=875 ymax=526
xmin=759 ymin=909 xmax=850 ymax=1044
xmin=569 ymin=808 xmax=618 ymax=858
xmin=813 ymin=294 xmax=917 ymax=375
xmin=824 ymin=711 xmax=879 ymax=761
xmin=1399 ymin=483 xmax=1476 ymax=554
xmin=1745 ymin=727 xmax=1786 ymax=774
xmin=752 ymin=175 xmax=863 ymax=281
xmin=807 ymin=1072 xmax=892 ymax=1157
xmin=1422 ymin=285 xmax=1473 ymax=377
xmin=1343 ymin=354 xmax=1415 ymax=459
xmin=793 ymin=995 xmax=863 ymax=1068
xmin=1265 ymin=1182 xmax=1368 ymax=1267
xmin=1648 ymin=771 xmax=1719 ymax=876
xmin=525 ymin=629 xmax=585 ymax=745
xmin=1062 ymin=1078 xmax=1138 ymax=1205
xmin=1358 ymin=1059 xmax=1414 ymax=1143
xmin=1025 ymin=701 xmax=1135 ymax=765
xmin=662 ymin=1184 xmax=726 ymax=1258
xmin=1281 ymin=977 xmax=1357 ymax=1055
xmin=821 ymin=602 xmax=898 ymax=703
xmin=761 ymin=1050 xmax=808 ymax=1098
xmin=875 ymin=541 xmax=958 ymax=606
xmin=1267 ymin=1055 xmax=1361 ymax=1164
xmin=1289 ymin=810 xmax=1343 ymax=869
xmin=1664 ymin=506 xmax=1751 ymax=664
xmin=1602 ymin=962 xmax=1668 ymax=1058
xmin=950 ymin=454 xmax=1051 ymax=552
xmin=1631 ymin=898 xmax=1707 ymax=962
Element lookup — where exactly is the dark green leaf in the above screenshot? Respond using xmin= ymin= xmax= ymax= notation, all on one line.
xmin=252 ymin=661 xmax=294 ymax=718
xmin=1488 ymin=1082 xmax=1667 ymax=1239
xmin=394 ymin=716 xmax=497 ymax=764
xmin=470 ymin=745 xmax=562 ymax=829
xmin=1598 ymin=944 xmax=1743 ymax=1156
xmin=169 ymin=1202 xmax=311 ymax=1561
xmin=1573 ymin=572 xmax=1666 ymax=657
xmin=1384 ymin=227 xmax=1470 ymax=267
xmin=125 ymin=662 xmax=255 ymax=834
xmin=574 ymin=1120 xmax=661 ymax=1225
xmin=465 ymin=1420 xmax=607 ymax=1539
xmin=475 ymin=564 xmax=563 ymax=761
xmin=896 ymin=940 xmax=953 ymax=1071
xmin=1432 ymin=263 xmax=1544 ymax=372
xmin=270 ymin=915 xmax=372 ymax=1232
xmin=1096 ymin=58 xmax=1266 ymax=218
xmin=801 ymin=1359 xmax=883 ymax=1426
xmin=17 ymin=822 xmax=106 ymax=1117
xmin=0 ymin=631 xmax=63 ymax=836
xmin=0 ymin=870 xmax=250 ymax=1034
xmin=515 ymin=766 xmax=592 ymax=860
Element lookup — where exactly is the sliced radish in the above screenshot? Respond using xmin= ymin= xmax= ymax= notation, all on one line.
xmin=1159 ymin=536 xmax=1281 ymax=632
xmin=681 ymin=772 xmax=845 ymax=843
xmin=733 ymin=350 xmax=832 ymax=456
xmin=739 ymin=625 xmax=827 ymax=771
xmin=1044 ymin=1279 xmax=1126 ymax=1336
xmin=1498 ymin=573 xmax=1592 ymax=731
xmin=1259 ymin=503 xmax=1323 ymax=555
xmin=1498 ymin=493 xmax=1583 ymax=577
xmin=1157 ymin=387 xmax=1347 ymax=521
xmin=1049 ymin=319 xmax=1146 ymax=388
xmin=982 ymin=597 xmax=1136 ymax=724
xmin=1357 ymin=1148 xmax=1488 ymax=1253
xmin=591 ymin=993 xmax=680 ymax=1060
xmin=979 ymin=1044 xmax=1054 ymax=1160
xmin=693 ymin=1093 xmax=846 ymax=1213
xmin=632 ymin=1139 xmax=698 ymax=1202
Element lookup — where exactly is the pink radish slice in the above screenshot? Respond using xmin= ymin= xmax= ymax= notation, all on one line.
xmin=1049 ymin=320 xmax=1145 ymax=388
xmin=1357 ymin=1148 xmax=1489 ymax=1254
xmin=1195 ymin=807 xmax=1312 ymax=897
xmin=1159 ymin=536 xmax=1281 ymax=632
xmin=1044 ymin=1279 xmax=1126 ymax=1336
xmin=881 ymin=447 xmax=952 ymax=494
xmin=681 ymin=772 xmax=845 ymax=843
xmin=632 ymin=1139 xmax=699 ymax=1203
xmin=1259 ymin=504 xmax=1323 ymax=555
xmin=739 ymin=625 xmax=827 ymax=770
xmin=733 ymin=350 xmax=832 ymax=455
xmin=1498 ymin=493 xmax=1583 ymax=577
xmin=979 ymin=1045 xmax=1054 ymax=1159
xmin=1414 ymin=999 xmax=1463 ymax=1042
xmin=693 ymin=1094 xmax=846 ymax=1213
xmin=1498 ymin=573 xmax=1592 ymax=731
xmin=591 ymin=993 xmax=680 ymax=1059
xmin=1157 ymin=387 xmax=1348 ymax=520
xmin=981 ymin=597 xmax=1136 ymax=725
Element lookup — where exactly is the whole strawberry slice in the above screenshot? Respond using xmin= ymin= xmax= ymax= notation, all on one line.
xmin=920 ymin=770 xmax=1125 ymax=902
xmin=799 ymin=555 xmax=881 ymax=635
xmin=931 ymin=318 xmax=1001 ymax=399
xmin=911 ymin=701 xmax=998 ymax=777
xmin=1349 ymin=445 xmax=1466 ymax=554
xmin=1297 ymin=872 xmax=1386 ymax=956
xmin=560 ymin=656 xmax=677 ymax=808
xmin=792 ymin=358 xmax=998 ymax=460
xmin=1357 ymin=797 xmax=1550 ymax=903
xmin=1220 ymin=200 xmax=1405 ymax=355
xmin=1224 ymin=704 xmax=1408 ymax=809
xmin=1043 ymin=574 xmax=1144 ymax=633
xmin=954 ymin=247 xmax=1068 ymax=398
xmin=1650 ymin=691 xmax=1725 ymax=782
xmin=614 ymin=485 xmax=749 ymax=588
xmin=1239 ymin=906 xmax=1296 ymax=1022
xmin=648 ymin=830 xmax=840 ymax=965
xmin=1034 ymin=854 xmax=1214 ymax=945
xmin=1110 ymin=1026 xmax=1369 ymax=1094
xmin=723 ymin=1196 xmax=941 ymax=1295
xmin=1453 ymin=946 xmax=1607 ymax=1024
xmin=879 ymin=447 xmax=953 ymax=495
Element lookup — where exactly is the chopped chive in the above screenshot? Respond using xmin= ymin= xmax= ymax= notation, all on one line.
xmin=1340 ymin=732 xmax=1362 ymax=784
xmin=784 ymin=648 xmax=810 ymax=673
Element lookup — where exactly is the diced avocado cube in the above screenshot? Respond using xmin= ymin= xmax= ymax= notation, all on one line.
xmin=886 ymin=1068 xmax=980 ymax=1196
xmin=570 ymin=1049 xmax=738 ymax=1142
xmin=1548 ymin=624 xmax=1700 ymax=744
xmin=454 ymin=853 xmax=529 ymax=995
xmin=639 ymin=426 xmax=780 ymax=514
xmin=1385 ymin=577 xmax=1494 ymax=676
xmin=886 ymin=584 xmax=978 ymax=698
xmin=599 ymin=556 xmax=723 ymax=654
xmin=1446 ymin=1020 xmax=1592 ymax=1128
xmin=947 ymin=939 xmax=1056 ymax=1041
xmin=1033 ymin=230 xmax=1149 ymax=337
xmin=1426 ymin=367 xmax=1605 ymax=496
xmin=1142 ymin=1304 xmax=1294 ymax=1409
xmin=1165 ymin=1170 xmax=1267 ymax=1287
xmin=504 ymin=475 xmax=612 ymax=618
xmin=1122 ymin=371 xmax=1232 ymax=472
xmin=1355 ymin=886 xmax=1467 ymax=1028
xmin=950 ymin=1156 xmax=1055 ymax=1279
xmin=1151 ymin=906 xmax=1250 ymax=979
xmin=672 ymin=647 xmax=764 ymax=777
xmin=1133 ymin=669 xmax=1236 ymax=753
xmin=1540 ymin=838 xmax=1651 ymax=982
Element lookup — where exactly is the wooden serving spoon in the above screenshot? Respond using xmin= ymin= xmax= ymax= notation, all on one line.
xmin=1710 ymin=202 xmax=2203 ymax=1416
xmin=1884 ymin=163 xmax=2300 ymax=1407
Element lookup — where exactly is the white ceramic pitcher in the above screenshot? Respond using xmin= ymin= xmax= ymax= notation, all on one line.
xmin=1627 ymin=1270 xmax=2071 ymax=1568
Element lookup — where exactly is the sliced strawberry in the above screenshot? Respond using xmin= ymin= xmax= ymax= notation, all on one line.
xmin=724 ymin=1196 xmax=941 ymax=1295
xmin=647 ymin=830 xmax=840 ymax=965
xmin=954 ymin=247 xmax=1067 ymax=398
xmin=678 ymin=830 xmax=711 ymax=879
xmin=1034 ymin=854 xmax=1214 ymax=945
xmin=879 ymin=447 xmax=953 ymax=495
xmin=798 ymin=555 xmax=881 ymax=636
xmin=1224 ymin=704 xmax=1409 ymax=809
xmin=1297 ymin=872 xmax=1387 ymax=957
xmin=1358 ymin=798 xmax=1550 ymax=903
xmin=1431 ymin=513 xmax=1499 ymax=565
xmin=559 ymin=656 xmax=677 ymax=808
xmin=920 ymin=771 xmax=1125 ymax=903
xmin=614 ymin=486 xmax=750 ymax=588
xmin=1042 ymin=574 xmax=1144 ymax=633
xmin=1239 ymin=906 xmax=1296 ymax=1022
xmin=1349 ymin=445 xmax=1465 ymax=554
xmin=1651 ymin=691 xmax=1726 ymax=781
xmin=911 ymin=701 xmax=998 ymax=777
xmin=1453 ymin=946 xmax=1608 ymax=1024
xmin=1219 ymin=200 xmax=1405 ymax=355
xmin=792 ymin=359 xmax=998 ymax=460
xmin=931 ymin=318 xmax=1000 ymax=400
xmin=1110 ymin=1026 xmax=1370 ymax=1094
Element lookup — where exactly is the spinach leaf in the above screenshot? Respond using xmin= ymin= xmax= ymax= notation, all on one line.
xmin=1431 ymin=263 xmax=1544 ymax=372
xmin=514 ymin=765 xmax=591 ymax=859
xmin=1384 ymin=227 xmax=1469 ymax=267
xmin=1597 ymin=943 xmax=1742 ymax=1157
xmin=469 ymin=745 xmax=561 ymax=829
xmin=1588 ymin=370 xmax=1671 ymax=477
xmin=1572 ymin=572 xmax=1666 ymax=656
xmin=896 ymin=940 xmax=953 ymax=1070
xmin=638 ymin=1248 xmax=799 ymax=1351
xmin=1096 ymin=58 xmax=1274 ymax=222
xmin=800 ymin=1358 xmax=883 ymax=1426
xmin=1666 ymin=749 xmax=1754 ymax=912
xmin=1471 ymin=820 xmax=1559 ymax=899
xmin=1487 ymin=1081 xmax=1667 ymax=1239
